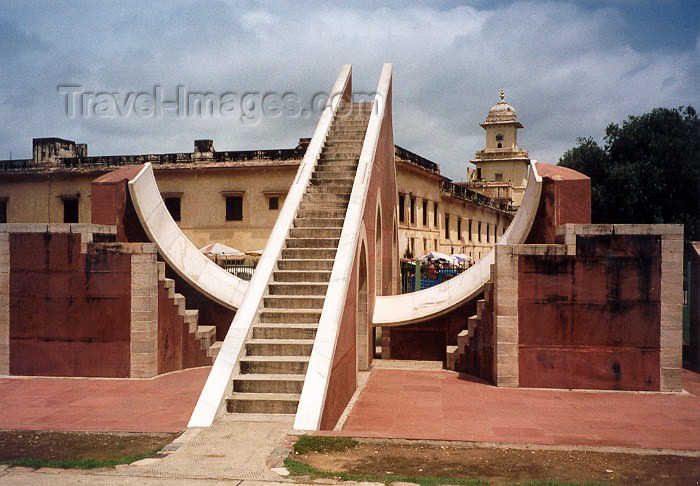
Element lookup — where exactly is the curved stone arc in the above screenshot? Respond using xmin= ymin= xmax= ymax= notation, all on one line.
xmin=127 ymin=163 xmax=249 ymax=310
xmin=187 ymin=65 xmax=354 ymax=428
xmin=372 ymin=160 xmax=543 ymax=326
xmin=293 ymin=63 xmax=393 ymax=432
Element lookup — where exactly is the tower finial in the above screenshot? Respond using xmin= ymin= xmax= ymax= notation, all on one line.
xmin=500 ymin=87 xmax=505 ymax=102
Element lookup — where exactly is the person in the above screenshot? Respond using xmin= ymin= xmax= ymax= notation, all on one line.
xmin=427 ymin=261 xmax=438 ymax=280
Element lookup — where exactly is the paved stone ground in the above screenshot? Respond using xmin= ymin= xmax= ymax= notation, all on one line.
xmin=0 ymin=415 xmax=298 ymax=485
xmin=118 ymin=415 xmax=294 ymax=481
xmin=0 ymin=367 xmax=210 ymax=433
xmin=332 ymin=368 xmax=700 ymax=451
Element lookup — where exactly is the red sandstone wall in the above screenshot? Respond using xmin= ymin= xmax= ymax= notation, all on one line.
xmin=92 ymin=166 xmax=149 ymax=243
xmin=527 ymin=164 xmax=591 ymax=244
xmin=320 ymin=73 xmax=398 ymax=429
xmin=9 ymin=233 xmax=132 ymax=377
xmin=518 ymin=234 xmax=662 ymax=390
xmin=687 ymin=243 xmax=700 ymax=366
xmin=157 ymin=282 xmax=211 ymax=374
xmin=387 ymin=299 xmax=477 ymax=362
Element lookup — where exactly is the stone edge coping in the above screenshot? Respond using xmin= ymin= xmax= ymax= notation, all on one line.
xmin=0 ymin=223 xmax=117 ymax=235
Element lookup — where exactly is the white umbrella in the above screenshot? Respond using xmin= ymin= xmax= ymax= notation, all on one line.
xmin=199 ymin=242 xmax=246 ymax=259
xmin=421 ymin=251 xmax=452 ymax=262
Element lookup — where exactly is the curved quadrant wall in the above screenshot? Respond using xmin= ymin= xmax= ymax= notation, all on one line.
xmin=373 ymin=161 xmax=542 ymax=327
xmin=128 ymin=163 xmax=249 ymax=310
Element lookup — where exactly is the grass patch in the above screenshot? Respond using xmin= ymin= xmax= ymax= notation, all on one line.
xmin=0 ymin=450 xmax=160 ymax=470
xmin=293 ymin=435 xmax=358 ymax=454
xmin=284 ymin=458 xmax=608 ymax=486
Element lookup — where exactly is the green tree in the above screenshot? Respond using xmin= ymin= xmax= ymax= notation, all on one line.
xmin=558 ymin=106 xmax=700 ymax=242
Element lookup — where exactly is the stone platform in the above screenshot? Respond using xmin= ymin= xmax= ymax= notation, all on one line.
xmin=328 ymin=367 xmax=700 ymax=451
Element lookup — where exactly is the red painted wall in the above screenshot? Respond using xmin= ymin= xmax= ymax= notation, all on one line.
xmin=92 ymin=165 xmax=149 ymax=243
xmin=9 ymin=233 xmax=132 ymax=377
xmin=518 ymin=234 xmax=662 ymax=390
xmin=321 ymin=72 xmax=398 ymax=429
xmin=527 ymin=164 xmax=591 ymax=244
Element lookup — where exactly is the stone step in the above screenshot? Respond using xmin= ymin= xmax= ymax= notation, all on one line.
xmin=184 ymin=309 xmax=199 ymax=333
xmin=172 ymin=293 xmax=186 ymax=316
xmin=292 ymin=218 xmax=344 ymax=228
xmin=259 ymin=309 xmax=322 ymax=324
xmin=477 ymin=299 xmax=485 ymax=319
xmin=273 ymin=270 xmax=332 ymax=283
xmin=276 ymin=259 xmax=334 ymax=271
xmin=286 ymin=237 xmax=340 ymax=249
xmin=332 ymin=119 xmax=370 ymax=126
xmin=240 ymin=355 xmax=310 ymax=374
xmin=196 ymin=325 xmax=216 ymax=349
xmin=253 ymin=324 xmax=319 ymax=340
xmin=289 ymin=227 xmax=341 ymax=239
xmin=303 ymin=192 xmax=351 ymax=203
xmin=306 ymin=184 xmax=352 ymax=194
xmin=312 ymin=170 xmax=357 ymax=180
xmin=457 ymin=329 xmax=470 ymax=351
xmin=233 ymin=374 xmax=306 ymax=394
xmin=299 ymin=200 xmax=348 ymax=211
xmin=468 ymin=315 xmax=479 ymax=332
xmin=319 ymin=151 xmax=361 ymax=159
xmin=308 ymin=178 xmax=355 ymax=187
xmin=281 ymin=248 xmax=337 ymax=260
xmin=264 ymin=295 xmax=325 ymax=310
xmin=296 ymin=207 xmax=346 ymax=219
xmin=318 ymin=152 xmax=360 ymax=162
xmin=446 ymin=345 xmax=459 ymax=371
xmin=226 ymin=393 xmax=300 ymax=414
xmin=245 ymin=338 xmax=315 ymax=356
xmin=325 ymin=139 xmax=364 ymax=146
xmin=268 ymin=282 xmax=328 ymax=295
xmin=207 ymin=341 xmax=222 ymax=358
xmin=314 ymin=162 xmax=358 ymax=171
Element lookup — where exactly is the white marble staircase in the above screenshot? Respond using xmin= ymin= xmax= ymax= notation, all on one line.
xmin=226 ymin=103 xmax=371 ymax=415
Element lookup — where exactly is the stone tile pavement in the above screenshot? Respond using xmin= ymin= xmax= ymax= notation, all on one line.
xmin=0 ymin=366 xmax=210 ymax=433
xmin=329 ymin=368 xmax=700 ymax=451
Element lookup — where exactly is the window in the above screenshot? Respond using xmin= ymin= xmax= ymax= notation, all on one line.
xmin=494 ymin=224 xmax=498 ymax=242
xmin=422 ymin=200 xmax=428 ymax=226
xmin=410 ymin=196 xmax=416 ymax=225
xmin=486 ymin=223 xmax=490 ymax=243
xmin=457 ymin=218 xmax=462 ymax=240
xmin=478 ymin=222 xmax=482 ymax=242
xmin=476 ymin=168 xmax=482 ymax=180
xmin=468 ymin=219 xmax=473 ymax=241
xmin=495 ymin=173 xmax=503 ymax=182
xmin=444 ymin=214 xmax=450 ymax=240
xmin=163 ymin=196 xmax=181 ymax=222
xmin=226 ymin=196 xmax=243 ymax=221
xmin=0 ymin=198 xmax=6 ymax=223
xmin=63 ymin=197 xmax=79 ymax=223
xmin=268 ymin=196 xmax=279 ymax=210
xmin=433 ymin=202 xmax=438 ymax=227
xmin=399 ymin=194 xmax=405 ymax=223
xmin=434 ymin=239 xmax=438 ymax=251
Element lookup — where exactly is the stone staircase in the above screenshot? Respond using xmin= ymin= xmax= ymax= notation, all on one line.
xmin=447 ymin=276 xmax=494 ymax=374
xmin=226 ymin=102 xmax=371 ymax=415
xmin=157 ymin=261 xmax=222 ymax=368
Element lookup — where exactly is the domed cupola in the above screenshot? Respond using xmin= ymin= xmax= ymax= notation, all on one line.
xmin=482 ymin=88 xmax=523 ymax=128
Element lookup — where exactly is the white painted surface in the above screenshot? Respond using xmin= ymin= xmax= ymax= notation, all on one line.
xmin=372 ymin=161 xmax=543 ymax=326
xmin=293 ymin=63 xmax=393 ymax=431
xmin=188 ymin=65 xmax=354 ymax=428
xmin=128 ymin=164 xmax=248 ymax=310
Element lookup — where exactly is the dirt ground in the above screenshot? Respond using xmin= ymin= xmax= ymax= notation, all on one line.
xmin=297 ymin=441 xmax=700 ymax=485
xmin=0 ymin=430 xmax=176 ymax=461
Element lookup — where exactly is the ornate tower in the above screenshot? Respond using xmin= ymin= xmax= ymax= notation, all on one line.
xmin=469 ymin=89 xmax=530 ymax=208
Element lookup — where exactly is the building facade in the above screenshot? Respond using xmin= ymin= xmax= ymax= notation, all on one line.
xmin=468 ymin=89 xmax=531 ymax=209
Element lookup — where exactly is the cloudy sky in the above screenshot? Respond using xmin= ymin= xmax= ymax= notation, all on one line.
xmin=0 ymin=1 xmax=698 ymax=180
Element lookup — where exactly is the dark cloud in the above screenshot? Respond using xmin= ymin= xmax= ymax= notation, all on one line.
xmin=0 ymin=1 xmax=697 ymax=180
